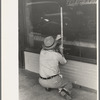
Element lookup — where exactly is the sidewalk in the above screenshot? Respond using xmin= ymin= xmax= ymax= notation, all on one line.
xmin=19 ymin=68 xmax=97 ymax=100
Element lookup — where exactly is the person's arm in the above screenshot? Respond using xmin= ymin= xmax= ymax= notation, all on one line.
xmin=59 ymin=45 xmax=64 ymax=56
xmin=57 ymin=52 xmax=67 ymax=65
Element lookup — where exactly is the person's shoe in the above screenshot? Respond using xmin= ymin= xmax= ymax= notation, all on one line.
xmin=59 ymin=88 xmax=71 ymax=100
xmin=64 ymin=94 xmax=71 ymax=100
xmin=45 ymin=88 xmax=51 ymax=92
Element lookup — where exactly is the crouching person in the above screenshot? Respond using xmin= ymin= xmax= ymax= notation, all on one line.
xmin=39 ymin=35 xmax=73 ymax=100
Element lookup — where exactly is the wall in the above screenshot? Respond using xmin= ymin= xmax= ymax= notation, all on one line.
xmin=24 ymin=51 xmax=97 ymax=90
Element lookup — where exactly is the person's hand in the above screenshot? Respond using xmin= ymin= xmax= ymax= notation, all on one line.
xmin=59 ymin=45 xmax=64 ymax=56
xmin=56 ymin=34 xmax=62 ymax=40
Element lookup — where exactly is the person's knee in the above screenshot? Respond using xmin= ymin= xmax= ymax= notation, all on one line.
xmin=64 ymin=81 xmax=73 ymax=90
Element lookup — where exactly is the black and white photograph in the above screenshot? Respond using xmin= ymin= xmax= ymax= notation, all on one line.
xmin=19 ymin=0 xmax=98 ymax=100
xmin=2 ymin=0 xmax=98 ymax=100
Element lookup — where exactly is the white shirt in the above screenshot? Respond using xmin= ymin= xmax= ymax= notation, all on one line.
xmin=39 ymin=49 xmax=67 ymax=77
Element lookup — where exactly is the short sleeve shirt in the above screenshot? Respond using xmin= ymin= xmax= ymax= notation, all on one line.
xmin=39 ymin=49 xmax=67 ymax=77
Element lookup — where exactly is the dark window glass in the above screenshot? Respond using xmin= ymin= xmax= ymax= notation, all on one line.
xmin=25 ymin=2 xmax=96 ymax=64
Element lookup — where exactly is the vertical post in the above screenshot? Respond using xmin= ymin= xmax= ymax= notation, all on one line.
xmin=60 ymin=7 xmax=63 ymax=52
xmin=19 ymin=0 xmax=26 ymax=68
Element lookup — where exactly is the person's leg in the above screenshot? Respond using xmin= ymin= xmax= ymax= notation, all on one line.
xmin=57 ymin=75 xmax=72 ymax=100
xmin=39 ymin=75 xmax=72 ymax=90
xmin=48 ymin=75 xmax=72 ymax=99
xmin=60 ymin=77 xmax=73 ymax=94
xmin=39 ymin=75 xmax=72 ymax=99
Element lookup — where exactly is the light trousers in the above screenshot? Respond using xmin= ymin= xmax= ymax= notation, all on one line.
xmin=39 ymin=74 xmax=72 ymax=91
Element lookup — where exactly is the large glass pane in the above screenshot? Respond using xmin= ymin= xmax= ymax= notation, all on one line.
xmin=25 ymin=1 xmax=96 ymax=64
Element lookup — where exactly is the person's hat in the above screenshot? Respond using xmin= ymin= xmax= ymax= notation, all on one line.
xmin=43 ymin=36 xmax=57 ymax=49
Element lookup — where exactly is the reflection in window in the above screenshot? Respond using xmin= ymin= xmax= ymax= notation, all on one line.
xmin=25 ymin=2 xmax=96 ymax=64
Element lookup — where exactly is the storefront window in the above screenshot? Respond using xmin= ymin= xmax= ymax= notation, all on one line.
xmin=25 ymin=1 xmax=96 ymax=64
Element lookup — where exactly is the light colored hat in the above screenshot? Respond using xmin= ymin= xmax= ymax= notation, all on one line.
xmin=43 ymin=36 xmax=57 ymax=49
